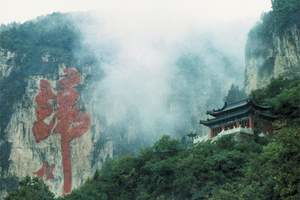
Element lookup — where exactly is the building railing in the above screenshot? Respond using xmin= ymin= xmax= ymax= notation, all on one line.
xmin=193 ymin=127 xmax=254 ymax=144
xmin=215 ymin=127 xmax=253 ymax=138
xmin=193 ymin=134 xmax=209 ymax=144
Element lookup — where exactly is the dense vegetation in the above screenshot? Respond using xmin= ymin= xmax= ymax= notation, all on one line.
xmin=251 ymin=77 xmax=300 ymax=121
xmin=271 ymin=0 xmax=300 ymax=31
xmin=249 ymin=0 xmax=300 ymax=39
xmin=0 ymin=13 xmax=79 ymax=66
xmin=5 ymin=177 xmax=54 ymax=200
xmin=6 ymin=77 xmax=300 ymax=200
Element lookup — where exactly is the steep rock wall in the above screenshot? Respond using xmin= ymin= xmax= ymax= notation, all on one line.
xmin=0 ymin=13 xmax=114 ymax=197
xmin=245 ymin=26 xmax=300 ymax=93
xmin=0 ymin=50 xmax=15 ymax=79
xmin=0 ymin=59 xmax=113 ymax=197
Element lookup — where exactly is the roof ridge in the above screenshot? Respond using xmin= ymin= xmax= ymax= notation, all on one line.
xmin=226 ymin=98 xmax=250 ymax=106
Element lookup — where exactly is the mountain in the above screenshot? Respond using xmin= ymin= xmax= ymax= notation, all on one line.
xmin=0 ymin=13 xmax=114 ymax=197
xmin=244 ymin=0 xmax=300 ymax=93
xmin=0 ymin=12 xmax=242 ymax=197
xmin=2 ymin=1 xmax=300 ymax=199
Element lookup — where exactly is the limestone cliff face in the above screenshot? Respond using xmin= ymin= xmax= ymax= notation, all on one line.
xmin=0 ymin=50 xmax=14 ymax=79
xmin=0 ymin=52 xmax=113 ymax=197
xmin=245 ymin=26 xmax=300 ymax=93
xmin=0 ymin=13 xmax=115 ymax=197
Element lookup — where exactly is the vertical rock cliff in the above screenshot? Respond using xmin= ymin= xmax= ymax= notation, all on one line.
xmin=0 ymin=13 xmax=113 ymax=197
xmin=245 ymin=5 xmax=300 ymax=93
xmin=245 ymin=26 xmax=300 ymax=93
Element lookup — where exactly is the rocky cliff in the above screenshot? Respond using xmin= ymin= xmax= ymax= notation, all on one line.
xmin=0 ymin=62 xmax=113 ymax=197
xmin=0 ymin=14 xmax=113 ymax=197
xmin=245 ymin=12 xmax=300 ymax=93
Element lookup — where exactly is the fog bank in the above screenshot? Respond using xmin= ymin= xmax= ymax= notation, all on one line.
xmin=70 ymin=3 xmax=269 ymax=152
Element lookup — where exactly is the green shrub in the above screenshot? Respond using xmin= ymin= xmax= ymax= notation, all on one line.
xmin=5 ymin=177 xmax=54 ymax=200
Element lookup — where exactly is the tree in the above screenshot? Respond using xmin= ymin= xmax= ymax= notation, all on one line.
xmin=251 ymin=77 xmax=300 ymax=119
xmin=271 ymin=0 xmax=300 ymax=15
xmin=5 ymin=177 xmax=54 ymax=200
xmin=271 ymin=0 xmax=300 ymax=31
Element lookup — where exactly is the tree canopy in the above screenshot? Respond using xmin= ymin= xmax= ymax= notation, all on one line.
xmin=5 ymin=177 xmax=54 ymax=200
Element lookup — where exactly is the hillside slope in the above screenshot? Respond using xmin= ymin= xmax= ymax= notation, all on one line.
xmin=61 ymin=77 xmax=300 ymax=200
xmin=6 ymin=77 xmax=299 ymax=200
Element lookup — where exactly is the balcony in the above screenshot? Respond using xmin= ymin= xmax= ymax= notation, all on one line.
xmin=215 ymin=127 xmax=253 ymax=139
xmin=193 ymin=134 xmax=209 ymax=144
xmin=193 ymin=127 xmax=254 ymax=144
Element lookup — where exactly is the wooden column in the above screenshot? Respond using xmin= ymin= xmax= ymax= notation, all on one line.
xmin=209 ymin=128 xmax=213 ymax=138
xmin=249 ymin=115 xmax=254 ymax=129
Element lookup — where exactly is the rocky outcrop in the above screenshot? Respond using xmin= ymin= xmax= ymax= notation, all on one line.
xmin=0 ymin=13 xmax=114 ymax=197
xmin=245 ymin=26 xmax=300 ymax=93
xmin=0 ymin=50 xmax=15 ymax=79
xmin=0 ymin=55 xmax=113 ymax=197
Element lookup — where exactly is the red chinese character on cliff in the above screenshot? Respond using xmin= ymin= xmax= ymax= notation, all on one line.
xmin=32 ymin=68 xmax=91 ymax=194
xmin=34 ymin=161 xmax=55 ymax=180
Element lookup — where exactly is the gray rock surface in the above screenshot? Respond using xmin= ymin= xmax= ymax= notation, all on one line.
xmin=245 ymin=26 xmax=300 ymax=93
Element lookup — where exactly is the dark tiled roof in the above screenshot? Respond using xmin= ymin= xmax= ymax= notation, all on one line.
xmin=207 ymin=98 xmax=271 ymax=117
xmin=201 ymin=107 xmax=251 ymax=126
xmin=201 ymin=98 xmax=276 ymax=127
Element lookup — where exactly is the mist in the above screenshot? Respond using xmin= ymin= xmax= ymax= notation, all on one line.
xmin=69 ymin=2 xmax=270 ymax=153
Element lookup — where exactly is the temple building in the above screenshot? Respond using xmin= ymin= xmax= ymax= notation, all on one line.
xmin=195 ymin=99 xmax=276 ymax=142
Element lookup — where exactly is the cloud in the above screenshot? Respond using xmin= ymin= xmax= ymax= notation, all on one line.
xmin=0 ymin=0 xmax=271 ymax=24
xmin=68 ymin=1 xmax=269 ymax=149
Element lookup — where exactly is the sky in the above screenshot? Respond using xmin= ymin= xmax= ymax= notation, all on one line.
xmin=0 ymin=0 xmax=271 ymax=25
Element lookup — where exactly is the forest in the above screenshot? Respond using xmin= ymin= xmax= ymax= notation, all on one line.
xmin=5 ymin=77 xmax=300 ymax=200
